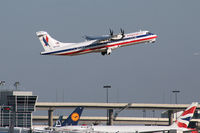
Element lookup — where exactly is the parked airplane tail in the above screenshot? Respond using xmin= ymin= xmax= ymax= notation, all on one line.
xmin=54 ymin=107 xmax=84 ymax=127
xmin=53 ymin=107 xmax=83 ymax=127
xmin=61 ymin=107 xmax=84 ymax=126
xmin=171 ymin=102 xmax=198 ymax=129
xmin=36 ymin=31 xmax=62 ymax=52
xmin=54 ymin=115 xmax=63 ymax=127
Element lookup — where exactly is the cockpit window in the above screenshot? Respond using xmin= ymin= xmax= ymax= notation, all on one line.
xmin=146 ymin=32 xmax=153 ymax=35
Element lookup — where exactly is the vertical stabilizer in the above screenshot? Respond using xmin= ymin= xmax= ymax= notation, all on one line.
xmin=171 ymin=102 xmax=198 ymax=128
xmin=36 ymin=31 xmax=61 ymax=51
xmin=61 ymin=107 xmax=84 ymax=126
xmin=53 ymin=115 xmax=63 ymax=127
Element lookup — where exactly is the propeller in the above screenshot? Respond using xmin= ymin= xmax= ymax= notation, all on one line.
xmin=120 ymin=28 xmax=125 ymax=38
xmin=109 ymin=29 xmax=114 ymax=36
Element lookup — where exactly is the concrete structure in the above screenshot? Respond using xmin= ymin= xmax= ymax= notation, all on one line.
xmin=48 ymin=108 xmax=54 ymax=127
xmin=36 ymin=102 xmax=198 ymax=110
xmin=32 ymin=116 xmax=200 ymax=127
xmin=35 ymin=102 xmax=200 ymax=127
xmin=0 ymin=90 xmax=37 ymax=128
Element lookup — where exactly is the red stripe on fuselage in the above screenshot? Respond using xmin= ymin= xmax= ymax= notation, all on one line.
xmin=58 ymin=36 xmax=157 ymax=55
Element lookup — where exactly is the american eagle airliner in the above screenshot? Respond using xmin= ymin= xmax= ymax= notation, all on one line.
xmin=36 ymin=29 xmax=157 ymax=56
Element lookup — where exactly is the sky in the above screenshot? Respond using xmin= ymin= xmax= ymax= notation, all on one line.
xmin=0 ymin=1 xmax=200 ymax=117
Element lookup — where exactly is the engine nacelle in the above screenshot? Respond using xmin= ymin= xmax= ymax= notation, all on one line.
xmin=111 ymin=34 xmax=123 ymax=40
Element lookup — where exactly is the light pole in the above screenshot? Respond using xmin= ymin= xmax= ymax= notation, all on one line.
xmin=14 ymin=82 xmax=20 ymax=90
xmin=103 ymin=85 xmax=111 ymax=125
xmin=0 ymin=81 xmax=5 ymax=91
xmin=0 ymin=81 xmax=5 ymax=86
xmin=103 ymin=85 xmax=111 ymax=103
xmin=172 ymin=90 xmax=180 ymax=104
xmin=172 ymin=90 xmax=180 ymax=120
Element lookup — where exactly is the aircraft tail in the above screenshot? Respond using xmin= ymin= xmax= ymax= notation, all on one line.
xmin=61 ymin=107 xmax=84 ymax=126
xmin=171 ymin=102 xmax=198 ymax=128
xmin=36 ymin=31 xmax=62 ymax=51
xmin=53 ymin=115 xmax=63 ymax=127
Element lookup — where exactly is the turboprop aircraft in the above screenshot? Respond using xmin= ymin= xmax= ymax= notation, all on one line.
xmin=54 ymin=102 xmax=198 ymax=133
xmin=36 ymin=29 xmax=157 ymax=56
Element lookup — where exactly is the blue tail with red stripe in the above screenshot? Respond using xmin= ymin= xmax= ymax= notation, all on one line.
xmin=36 ymin=31 xmax=62 ymax=52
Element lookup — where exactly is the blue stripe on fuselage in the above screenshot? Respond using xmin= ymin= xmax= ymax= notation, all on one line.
xmin=42 ymin=33 xmax=154 ymax=55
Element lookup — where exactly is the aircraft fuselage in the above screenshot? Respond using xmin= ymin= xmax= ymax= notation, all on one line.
xmin=38 ymin=30 xmax=157 ymax=56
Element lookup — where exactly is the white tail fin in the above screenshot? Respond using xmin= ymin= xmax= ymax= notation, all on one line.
xmin=36 ymin=31 xmax=62 ymax=51
xmin=171 ymin=102 xmax=198 ymax=128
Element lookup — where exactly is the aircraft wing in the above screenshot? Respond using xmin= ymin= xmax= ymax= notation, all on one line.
xmin=84 ymin=35 xmax=111 ymax=41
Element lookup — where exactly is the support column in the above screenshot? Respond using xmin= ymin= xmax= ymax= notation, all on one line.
xmin=48 ymin=109 xmax=54 ymax=127
xmin=168 ymin=110 xmax=173 ymax=126
xmin=108 ymin=109 xmax=114 ymax=125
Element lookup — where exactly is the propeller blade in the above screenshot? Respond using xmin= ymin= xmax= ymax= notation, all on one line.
xmin=120 ymin=28 xmax=124 ymax=34
xmin=120 ymin=28 xmax=125 ymax=37
xmin=109 ymin=28 xmax=113 ymax=36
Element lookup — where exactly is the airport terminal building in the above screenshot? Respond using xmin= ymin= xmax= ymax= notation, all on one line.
xmin=0 ymin=90 xmax=37 ymax=128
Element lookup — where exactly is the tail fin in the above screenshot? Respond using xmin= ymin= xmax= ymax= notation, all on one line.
xmin=36 ymin=31 xmax=61 ymax=51
xmin=61 ymin=107 xmax=84 ymax=126
xmin=53 ymin=115 xmax=63 ymax=127
xmin=171 ymin=102 xmax=198 ymax=128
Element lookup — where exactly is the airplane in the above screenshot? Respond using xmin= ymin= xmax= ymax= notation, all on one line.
xmin=54 ymin=106 xmax=84 ymax=127
xmin=53 ymin=115 xmax=63 ymax=127
xmin=32 ymin=107 xmax=84 ymax=132
xmin=54 ymin=102 xmax=198 ymax=133
xmin=36 ymin=29 xmax=157 ymax=56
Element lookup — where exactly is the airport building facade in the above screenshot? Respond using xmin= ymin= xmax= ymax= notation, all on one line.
xmin=0 ymin=90 xmax=37 ymax=128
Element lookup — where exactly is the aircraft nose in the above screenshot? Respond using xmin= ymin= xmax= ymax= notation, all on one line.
xmin=152 ymin=33 xmax=158 ymax=38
